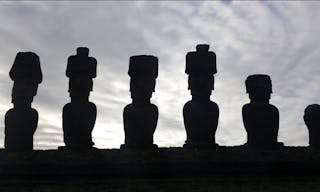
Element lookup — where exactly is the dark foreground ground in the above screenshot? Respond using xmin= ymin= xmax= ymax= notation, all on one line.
xmin=1 ymin=147 xmax=320 ymax=191
xmin=1 ymin=176 xmax=320 ymax=192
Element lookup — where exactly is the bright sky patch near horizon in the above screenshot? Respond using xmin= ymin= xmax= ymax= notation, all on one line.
xmin=0 ymin=1 xmax=319 ymax=149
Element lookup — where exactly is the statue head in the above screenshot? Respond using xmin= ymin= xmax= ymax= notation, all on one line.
xmin=9 ymin=52 xmax=42 ymax=109
xmin=76 ymin=47 xmax=89 ymax=57
xmin=304 ymin=104 xmax=320 ymax=127
xmin=245 ymin=74 xmax=272 ymax=103
xmin=304 ymin=104 xmax=320 ymax=148
xmin=11 ymin=81 xmax=37 ymax=108
xmin=68 ymin=79 xmax=92 ymax=102
xmin=188 ymin=75 xmax=214 ymax=98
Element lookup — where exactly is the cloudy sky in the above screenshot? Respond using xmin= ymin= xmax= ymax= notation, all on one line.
xmin=0 ymin=1 xmax=319 ymax=149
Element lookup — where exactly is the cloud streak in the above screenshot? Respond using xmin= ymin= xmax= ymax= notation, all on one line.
xmin=0 ymin=1 xmax=319 ymax=148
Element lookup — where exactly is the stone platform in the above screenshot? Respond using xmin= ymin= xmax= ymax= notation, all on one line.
xmin=0 ymin=147 xmax=319 ymax=191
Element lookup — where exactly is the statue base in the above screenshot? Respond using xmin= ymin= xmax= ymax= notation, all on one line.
xmin=183 ymin=142 xmax=219 ymax=149
xmin=58 ymin=145 xmax=97 ymax=151
xmin=244 ymin=142 xmax=284 ymax=149
xmin=120 ymin=144 xmax=158 ymax=150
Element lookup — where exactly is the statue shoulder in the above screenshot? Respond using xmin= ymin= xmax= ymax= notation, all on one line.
xmin=30 ymin=108 xmax=39 ymax=117
xmin=242 ymin=103 xmax=251 ymax=112
xmin=209 ymin=100 xmax=219 ymax=109
xmin=183 ymin=100 xmax=192 ymax=110
xmin=150 ymin=103 xmax=158 ymax=111
xmin=124 ymin=103 xmax=133 ymax=111
xmin=5 ymin=108 xmax=15 ymax=117
xmin=268 ymin=104 xmax=279 ymax=113
xmin=63 ymin=103 xmax=72 ymax=111
xmin=88 ymin=102 xmax=97 ymax=111
xmin=242 ymin=103 xmax=250 ymax=108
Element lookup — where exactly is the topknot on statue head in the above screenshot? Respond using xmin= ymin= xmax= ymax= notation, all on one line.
xmin=10 ymin=52 xmax=42 ymax=84
xmin=185 ymin=44 xmax=216 ymax=76
xmin=245 ymin=74 xmax=272 ymax=94
xmin=128 ymin=55 xmax=158 ymax=79
xmin=66 ymin=47 xmax=97 ymax=79
xmin=77 ymin=47 xmax=89 ymax=57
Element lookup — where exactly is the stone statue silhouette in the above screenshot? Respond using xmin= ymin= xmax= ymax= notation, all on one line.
xmin=121 ymin=55 xmax=158 ymax=149
xmin=62 ymin=47 xmax=97 ymax=150
xmin=5 ymin=52 xmax=42 ymax=151
xmin=304 ymin=104 xmax=320 ymax=150
xmin=242 ymin=74 xmax=283 ymax=148
xmin=183 ymin=44 xmax=219 ymax=149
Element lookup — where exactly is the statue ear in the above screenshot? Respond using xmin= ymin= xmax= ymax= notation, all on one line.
xmin=212 ymin=76 xmax=215 ymax=90
xmin=152 ymin=79 xmax=156 ymax=92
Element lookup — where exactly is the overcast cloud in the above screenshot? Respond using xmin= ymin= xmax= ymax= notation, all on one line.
xmin=0 ymin=1 xmax=319 ymax=149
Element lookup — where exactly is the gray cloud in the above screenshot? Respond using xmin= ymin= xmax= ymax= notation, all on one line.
xmin=0 ymin=1 xmax=319 ymax=148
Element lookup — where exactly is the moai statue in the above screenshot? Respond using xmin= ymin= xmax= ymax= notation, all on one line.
xmin=121 ymin=55 xmax=159 ymax=149
xmin=183 ymin=44 xmax=219 ymax=149
xmin=242 ymin=74 xmax=283 ymax=148
xmin=62 ymin=47 xmax=97 ymax=150
xmin=5 ymin=52 xmax=42 ymax=151
xmin=304 ymin=104 xmax=320 ymax=150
